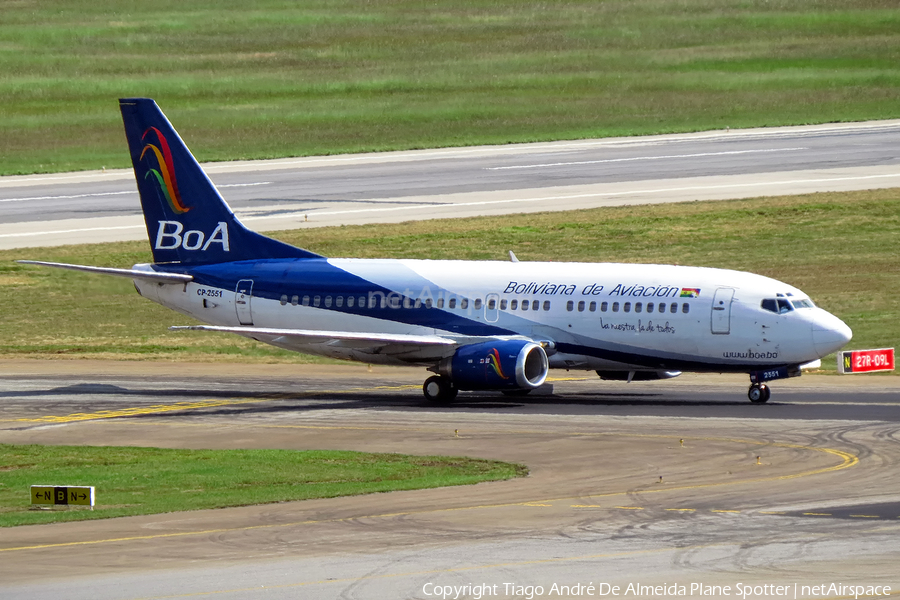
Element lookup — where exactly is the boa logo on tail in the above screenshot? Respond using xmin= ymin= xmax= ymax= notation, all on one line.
xmin=487 ymin=348 xmax=509 ymax=380
xmin=140 ymin=127 xmax=190 ymax=214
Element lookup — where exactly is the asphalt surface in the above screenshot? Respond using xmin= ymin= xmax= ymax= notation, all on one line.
xmin=2 ymin=123 xmax=900 ymax=598
xmin=2 ymin=120 xmax=900 ymax=248
xmin=1 ymin=361 xmax=899 ymax=600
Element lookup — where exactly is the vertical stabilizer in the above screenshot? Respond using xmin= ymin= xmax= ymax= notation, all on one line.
xmin=119 ymin=98 xmax=320 ymax=264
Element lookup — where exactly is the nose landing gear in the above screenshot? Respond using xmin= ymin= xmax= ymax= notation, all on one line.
xmin=748 ymin=383 xmax=771 ymax=404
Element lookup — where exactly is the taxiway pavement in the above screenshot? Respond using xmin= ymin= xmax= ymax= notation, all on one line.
xmin=1 ymin=361 xmax=899 ymax=600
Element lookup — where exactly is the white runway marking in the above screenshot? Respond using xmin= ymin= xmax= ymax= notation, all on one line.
xmin=0 ymin=182 xmax=270 ymax=204
xmin=0 ymin=224 xmax=143 ymax=239
xmin=0 ymin=190 xmax=136 ymax=203
xmin=487 ymin=148 xmax=809 ymax=170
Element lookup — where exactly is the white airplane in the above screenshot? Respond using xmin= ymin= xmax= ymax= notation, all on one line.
xmin=21 ymin=98 xmax=852 ymax=404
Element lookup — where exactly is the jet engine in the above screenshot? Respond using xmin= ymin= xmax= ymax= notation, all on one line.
xmin=440 ymin=340 xmax=549 ymax=391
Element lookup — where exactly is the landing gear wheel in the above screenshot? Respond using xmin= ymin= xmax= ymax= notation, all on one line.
xmin=748 ymin=383 xmax=771 ymax=404
xmin=423 ymin=376 xmax=458 ymax=404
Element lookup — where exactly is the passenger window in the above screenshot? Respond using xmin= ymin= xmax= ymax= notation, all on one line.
xmin=437 ymin=298 xmax=444 ymax=309
xmin=488 ymin=299 xmax=496 ymax=310
xmin=347 ymin=296 xmax=355 ymax=308
xmin=601 ymin=301 xmax=608 ymax=312
xmin=474 ymin=298 xmax=483 ymax=310
xmin=336 ymin=296 xmax=343 ymax=308
xmin=522 ymin=300 xmax=529 ymax=311
xmin=460 ymin=298 xmax=469 ymax=310
xmin=500 ymin=299 xmax=507 ymax=310
xmin=543 ymin=301 xmax=550 ymax=311
xmin=635 ymin=302 xmax=642 ymax=313
xmin=624 ymin=302 xmax=631 ymax=313
xmin=589 ymin=301 xmax=596 ymax=312
xmin=612 ymin=302 xmax=619 ymax=312
xmin=647 ymin=302 xmax=654 ymax=313
xmin=670 ymin=303 xmax=677 ymax=313
xmin=280 ymin=295 xmax=288 ymax=306
xmin=414 ymin=299 xmax=422 ymax=309
xmin=577 ymin=301 xmax=585 ymax=312
xmin=425 ymin=298 xmax=433 ymax=308
xmin=532 ymin=300 xmax=540 ymax=311
xmin=567 ymin=301 xmax=574 ymax=312
xmin=659 ymin=303 xmax=666 ymax=314
xmin=291 ymin=295 xmax=299 ymax=306
xmin=359 ymin=296 xmax=366 ymax=308
xmin=510 ymin=299 xmax=518 ymax=310
xmin=313 ymin=296 xmax=321 ymax=307
xmin=682 ymin=303 xmax=690 ymax=314
xmin=302 ymin=295 xmax=310 ymax=306
xmin=448 ymin=298 xmax=457 ymax=309
xmin=403 ymin=297 xmax=412 ymax=309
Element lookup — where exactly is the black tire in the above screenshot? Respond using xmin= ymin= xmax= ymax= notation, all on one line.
xmin=423 ymin=376 xmax=458 ymax=404
xmin=748 ymin=384 xmax=771 ymax=404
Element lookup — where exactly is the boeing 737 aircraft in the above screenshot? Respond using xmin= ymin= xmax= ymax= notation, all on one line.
xmin=21 ymin=98 xmax=853 ymax=403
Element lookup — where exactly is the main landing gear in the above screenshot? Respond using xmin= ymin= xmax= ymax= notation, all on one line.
xmin=423 ymin=375 xmax=458 ymax=404
xmin=748 ymin=383 xmax=771 ymax=404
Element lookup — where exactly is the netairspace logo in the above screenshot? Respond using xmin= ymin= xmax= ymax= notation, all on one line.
xmin=420 ymin=581 xmax=892 ymax=600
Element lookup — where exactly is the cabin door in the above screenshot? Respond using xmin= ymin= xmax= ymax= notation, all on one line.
xmin=235 ymin=279 xmax=254 ymax=325
xmin=711 ymin=287 xmax=734 ymax=335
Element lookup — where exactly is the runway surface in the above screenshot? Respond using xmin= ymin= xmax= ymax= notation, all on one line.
xmin=2 ymin=120 xmax=900 ymax=248
xmin=1 ymin=361 xmax=899 ymax=600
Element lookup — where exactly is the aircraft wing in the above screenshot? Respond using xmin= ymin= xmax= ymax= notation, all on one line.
xmin=170 ymin=325 xmax=458 ymax=346
xmin=17 ymin=261 xmax=193 ymax=284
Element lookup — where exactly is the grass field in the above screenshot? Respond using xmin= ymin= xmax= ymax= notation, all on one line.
xmin=3 ymin=188 xmax=898 ymax=368
xmin=3 ymin=0 xmax=899 ymax=174
xmin=0 ymin=444 xmax=527 ymax=527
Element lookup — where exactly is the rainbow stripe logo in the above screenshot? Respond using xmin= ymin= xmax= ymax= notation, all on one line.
xmin=487 ymin=349 xmax=509 ymax=380
xmin=140 ymin=127 xmax=190 ymax=214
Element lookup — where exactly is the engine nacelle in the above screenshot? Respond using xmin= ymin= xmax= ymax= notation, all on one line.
xmin=597 ymin=370 xmax=682 ymax=381
xmin=440 ymin=340 xmax=549 ymax=391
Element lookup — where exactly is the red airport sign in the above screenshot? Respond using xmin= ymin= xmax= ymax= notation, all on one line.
xmin=838 ymin=348 xmax=895 ymax=374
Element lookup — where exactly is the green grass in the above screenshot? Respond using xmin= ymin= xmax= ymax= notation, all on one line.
xmin=0 ymin=444 xmax=527 ymax=527
xmin=3 ymin=188 xmax=898 ymax=367
xmin=3 ymin=0 xmax=900 ymax=174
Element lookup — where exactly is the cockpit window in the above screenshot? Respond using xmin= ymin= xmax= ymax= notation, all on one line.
xmin=793 ymin=298 xmax=815 ymax=309
xmin=761 ymin=298 xmax=795 ymax=314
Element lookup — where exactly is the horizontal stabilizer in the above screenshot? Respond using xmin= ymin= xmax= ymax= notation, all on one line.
xmin=170 ymin=325 xmax=458 ymax=346
xmin=17 ymin=260 xmax=193 ymax=283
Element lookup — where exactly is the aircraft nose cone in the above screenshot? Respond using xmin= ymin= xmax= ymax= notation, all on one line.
xmin=812 ymin=312 xmax=853 ymax=357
